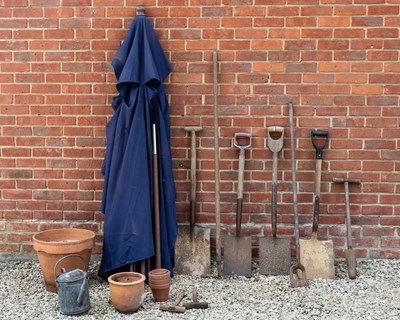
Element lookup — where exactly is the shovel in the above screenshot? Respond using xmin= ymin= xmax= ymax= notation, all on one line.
xmin=223 ymin=132 xmax=252 ymax=277
xmin=332 ymin=177 xmax=361 ymax=279
xmin=259 ymin=126 xmax=291 ymax=276
xmin=300 ymin=130 xmax=335 ymax=280
xmin=174 ymin=126 xmax=211 ymax=276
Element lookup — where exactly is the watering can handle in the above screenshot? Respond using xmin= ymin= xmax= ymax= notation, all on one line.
xmin=54 ymin=254 xmax=86 ymax=281
xmin=77 ymin=276 xmax=88 ymax=306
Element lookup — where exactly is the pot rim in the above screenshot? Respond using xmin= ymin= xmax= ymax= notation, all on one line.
xmin=108 ymin=272 xmax=146 ymax=286
xmin=33 ymin=228 xmax=95 ymax=246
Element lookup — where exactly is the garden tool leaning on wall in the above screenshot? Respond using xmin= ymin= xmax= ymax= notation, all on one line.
xmin=174 ymin=126 xmax=211 ymax=276
xmin=300 ymin=130 xmax=335 ymax=280
xmin=223 ymin=132 xmax=252 ymax=277
xmin=259 ymin=126 xmax=291 ymax=276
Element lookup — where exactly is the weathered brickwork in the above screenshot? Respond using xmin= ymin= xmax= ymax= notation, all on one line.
xmin=0 ymin=0 xmax=399 ymax=259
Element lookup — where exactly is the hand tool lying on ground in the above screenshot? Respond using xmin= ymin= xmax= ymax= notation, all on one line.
xmin=288 ymin=102 xmax=309 ymax=288
xmin=183 ymin=289 xmax=209 ymax=309
xmin=259 ymin=126 xmax=291 ymax=276
xmin=300 ymin=130 xmax=335 ymax=280
xmin=174 ymin=126 xmax=211 ymax=276
xmin=224 ymin=132 xmax=252 ymax=277
xmin=332 ymin=177 xmax=361 ymax=279
xmin=159 ymin=292 xmax=186 ymax=313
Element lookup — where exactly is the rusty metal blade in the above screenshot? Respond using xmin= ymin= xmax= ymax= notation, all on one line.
xmin=223 ymin=235 xmax=252 ymax=277
xmin=174 ymin=226 xmax=210 ymax=276
xmin=299 ymin=237 xmax=335 ymax=280
xmin=259 ymin=237 xmax=291 ymax=275
xmin=345 ymin=248 xmax=357 ymax=279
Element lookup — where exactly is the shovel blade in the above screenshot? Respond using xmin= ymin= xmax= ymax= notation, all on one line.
xmin=299 ymin=237 xmax=335 ymax=280
xmin=259 ymin=237 xmax=291 ymax=275
xmin=223 ymin=235 xmax=252 ymax=277
xmin=345 ymin=249 xmax=357 ymax=279
xmin=174 ymin=226 xmax=211 ymax=276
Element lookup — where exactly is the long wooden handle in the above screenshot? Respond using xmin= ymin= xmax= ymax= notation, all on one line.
xmin=312 ymin=159 xmax=322 ymax=236
xmin=271 ymin=150 xmax=278 ymax=238
xmin=152 ymin=124 xmax=161 ymax=269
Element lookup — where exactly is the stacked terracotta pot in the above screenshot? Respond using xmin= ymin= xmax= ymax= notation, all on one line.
xmin=148 ymin=268 xmax=171 ymax=302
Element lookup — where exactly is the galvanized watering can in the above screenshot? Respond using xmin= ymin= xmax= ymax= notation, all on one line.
xmin=54 ymin=254 xmax=90 ymax=315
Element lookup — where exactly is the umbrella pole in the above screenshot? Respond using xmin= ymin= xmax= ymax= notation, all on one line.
xmin=213 ymin=51 xmax=222 ymax=277
xmin=153 ymin=123 xmax=161 ymax=269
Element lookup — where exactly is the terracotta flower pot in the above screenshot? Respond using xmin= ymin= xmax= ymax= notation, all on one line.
xmin=148 ymin=268 xmax=170 ymax=280
xmin=108 ymin=272 xmax=146 ymax=314
xmin=150 ymin=285 xmax=170 ymax=302
xmin=33 ymin=228 xmax=95 ymax=292
xmin=148 ymin=269 xmax=171 ymax=302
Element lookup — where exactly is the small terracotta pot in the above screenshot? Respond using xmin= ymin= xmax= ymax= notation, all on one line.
xmin=148 ymin=268 xmax=170 ymax=280
xmin=150 ymin=285 xmax=170 ymax=302
xmin=108 ymin=272 xmax=146 ymax=314
xmin=33 ymin=228 xmax=95 ymax=292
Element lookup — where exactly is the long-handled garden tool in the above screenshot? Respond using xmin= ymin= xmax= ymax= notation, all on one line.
xmin=332 ymin=177 xmax=361 ymax=279
xmin=174 ymin=126 xmax=211 ymax=276
xmin=259 ymin=126 xmax=291 ymax=275
xmin=300 ymin=130 xmax=335 ymax=280
xmin=223 ymin=132 xmax=252 ymax=277
xmin=213 ymin=51 xmax=222 ymax=276
xmin=288 ymin=102 xmax=309 ymax=288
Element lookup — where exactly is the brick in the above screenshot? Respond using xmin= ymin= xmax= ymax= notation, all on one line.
xmin=352 ymin=16 xmax=383 ymax=26
xmin=367 ymin=28 xmax=399 ymax=38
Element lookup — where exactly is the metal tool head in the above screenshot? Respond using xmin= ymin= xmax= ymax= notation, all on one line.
xmin=345 ymin=248 xmax=357 ymax=279
xmin=289 ymin=262 xmax=309 ymax=288
xmin=174 ymin=226 xmax=211 ymax=276
xmin=223 ymin=234 xmax=252 ymax=277
xmin=300 ymin=237 xmax=335 ymax=280
xmin=267 ymin=126 xmax=284 ymax=153
xmin=184 ymin=126 xmax=203 ymax=133
xmin=234 ymin=132 xmax=252 ymax=150
xmin=259 ymin=237 xmax=291 ymax=276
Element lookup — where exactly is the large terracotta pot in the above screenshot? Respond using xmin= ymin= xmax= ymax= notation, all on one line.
xmin=108 ymin=272 xmax=146 ymax=314
xmin=32 ymin=228 xmax=95 ymax=292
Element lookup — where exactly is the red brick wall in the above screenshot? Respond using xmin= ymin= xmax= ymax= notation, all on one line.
xmin=0 ymin=1 xmax=399 ymax=259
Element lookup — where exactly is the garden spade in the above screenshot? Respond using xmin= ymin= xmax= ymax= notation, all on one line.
xmin=300 ymin=130 xmax=335 ymax=280
xmin=332 ymin=177 xmax=361 ymax=279
xmin=259 ymin=126 xmax=291 ymax=275
xmin=224 ymin=132 xmax=252 ymax=277
xmin=174 ymin=126 xmax=210 ymax=276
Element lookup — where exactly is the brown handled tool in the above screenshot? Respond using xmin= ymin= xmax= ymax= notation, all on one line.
xmin=159 ymin=292 xmax=186 ymax=313
xmin=224 ymin=132 xmax=252 ymax=277
xmin=300 ymin=129 xmax=335 ymax=280
xmin=288 ymin=102 xmax=309 ymax=288
xmin=152 ymin=124 xmax=161 ymax=269
xmin=183 ymin=289 xmax=208 ymax=309
xmin=259 ymin=126 xmax=291 ymax=276
xmin=174 ymin=126 xmax=211 ymax=276
xmin=332 ymin=177 xmax=361 ymax=279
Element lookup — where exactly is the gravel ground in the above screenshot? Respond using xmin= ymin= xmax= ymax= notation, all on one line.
xmin=0 ymin=258 xmax=399 ymax=320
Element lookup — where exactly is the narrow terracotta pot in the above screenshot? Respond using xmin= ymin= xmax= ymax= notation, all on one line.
xmin=32 ymin=228 xmax=95 ymax=292
xmin=108 ymin=272 xmax=146 ymax=314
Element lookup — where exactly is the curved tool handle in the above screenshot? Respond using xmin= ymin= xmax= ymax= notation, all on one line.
xmin=311 ymin=130 xmax=328 ymax=160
